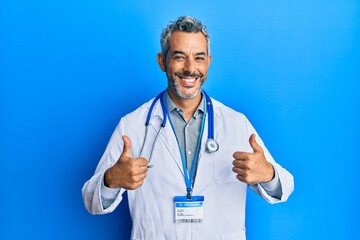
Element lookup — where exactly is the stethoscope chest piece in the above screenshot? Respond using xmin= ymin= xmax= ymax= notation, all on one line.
xmin=205 ymin=138 xmax=219 ymax=153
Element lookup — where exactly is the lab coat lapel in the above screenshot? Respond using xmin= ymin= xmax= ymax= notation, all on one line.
xmin=150 ymin=100 xmax=184 ymax=175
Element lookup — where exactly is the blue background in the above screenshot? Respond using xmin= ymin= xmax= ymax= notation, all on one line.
xmin=1 ymin=0 xmax=359 ymax=239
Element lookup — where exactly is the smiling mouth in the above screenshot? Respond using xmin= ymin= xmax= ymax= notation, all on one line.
xmin=180 ymin=76 xmax=196 ymax=83
xmin=175 ymin=72 xmax=203 ymax=86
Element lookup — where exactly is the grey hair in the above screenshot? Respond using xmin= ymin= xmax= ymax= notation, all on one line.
xmin=160 ymin=16 xmax=210 ymax=57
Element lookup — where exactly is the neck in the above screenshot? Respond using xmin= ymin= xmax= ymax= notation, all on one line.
xmin=168 ymin=89 xmax=202 ymax=122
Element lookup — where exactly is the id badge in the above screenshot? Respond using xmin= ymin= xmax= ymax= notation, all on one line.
xmin=174 ymin=196 xmax=204 ymax=223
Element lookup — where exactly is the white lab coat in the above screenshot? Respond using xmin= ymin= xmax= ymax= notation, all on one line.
xmin=82 ymin=97 xmax=294 ymax=240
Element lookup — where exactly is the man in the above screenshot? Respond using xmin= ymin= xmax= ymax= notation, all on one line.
xmin=82 ymin=16 xmax=294 ymax=239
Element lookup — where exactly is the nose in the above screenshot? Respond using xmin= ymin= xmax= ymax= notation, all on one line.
xmin=183 ymin=58 xmax=196 ymax=73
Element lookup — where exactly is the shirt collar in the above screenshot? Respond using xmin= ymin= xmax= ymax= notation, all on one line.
xmin=165 ymin=89 xmax=205 ymax=119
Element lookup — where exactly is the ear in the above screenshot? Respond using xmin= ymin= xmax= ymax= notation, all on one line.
xmin=207 ymin=54 xmax=212 ymax=67
xmin=156 ymin=53 xmax=166 ymax=72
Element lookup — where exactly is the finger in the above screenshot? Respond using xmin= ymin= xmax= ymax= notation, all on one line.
xmin=249 ymin=134 xmax=262 ymax=153
xmin=232 ymin=159 xmax=247 ymax=168
xmin=233 ymin=159 xmax=244 ymax=168
xmin=126 ymin=180 xmax=145 ymax=190
xmin=121 ymin=135 xmax=132 ymax=158
xmin=233 ymin=168 xmax=250 ymax=182
xmin=233 ymin=151 xmax=250 ymax=160
xmin=133 ymin=157 xmax=148 ymax=167
xmin=232 ymin=166 xmax=246 ymax=175
xmin=134 ymin=179 xmax=146 ymax=189
xmin=132 ymin=164 xmax=149 ymax=175
xmin=236 ymin=174 xmax=245 ymax=183
xmin=236 ymin=174 xmax=253 ymax=184
xmin=133 ymin=172 xmax=147 ymax=182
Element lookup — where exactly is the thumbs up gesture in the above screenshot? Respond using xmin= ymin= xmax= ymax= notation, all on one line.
xmin=104 ymin=135 xmax=148 ymax=190
xmin=232 ymin=134 xmax=274 ymax=184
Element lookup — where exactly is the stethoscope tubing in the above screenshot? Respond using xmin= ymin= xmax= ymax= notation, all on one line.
xmin=139 ymin=89 xmax=218 ymax=166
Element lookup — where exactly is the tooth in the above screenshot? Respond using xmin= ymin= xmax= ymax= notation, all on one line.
xmin=184 ymin=78 xmax=195 ymax=83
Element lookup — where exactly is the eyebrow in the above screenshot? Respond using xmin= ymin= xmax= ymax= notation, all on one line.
xmin=195 ymin=52 xmax=207 ymax=56
xmin=172 ymin=50 xmax=207 ymax=56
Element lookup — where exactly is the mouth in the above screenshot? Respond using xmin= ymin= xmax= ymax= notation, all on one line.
xmin=175 ymin=73 xmax=203 ymax=87
xmin=180 ymin=76 xmax=196 ymax=84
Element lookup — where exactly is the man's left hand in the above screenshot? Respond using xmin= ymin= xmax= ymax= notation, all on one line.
xmin=232 ymin=134 xmax=274 ymax=184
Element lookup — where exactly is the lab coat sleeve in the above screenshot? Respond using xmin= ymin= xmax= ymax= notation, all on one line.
xmin=82 ymin=119 xmax=127 ymax=214
xmin=244 ymin=117 xmax=294 ymax=204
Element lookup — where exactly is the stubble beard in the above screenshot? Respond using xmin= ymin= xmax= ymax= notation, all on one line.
xmin=169 ymin=77 xmax=205 ymax=99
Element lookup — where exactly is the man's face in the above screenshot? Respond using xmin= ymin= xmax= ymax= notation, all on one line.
xmin=157 ymin=31 xmax=212 ymax=100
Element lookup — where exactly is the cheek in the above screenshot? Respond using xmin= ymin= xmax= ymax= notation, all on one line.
xmin=200 ymin=69 xmax=209 ymax=79
xmin=167 ymin=60 xmax=187 ymax=72
xmin=166 ymin=70 xmax=177 ymax=82
xmin=199 ymin=63 xmax=209 ymax=73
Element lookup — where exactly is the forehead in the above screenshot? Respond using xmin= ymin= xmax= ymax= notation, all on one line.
xmin=168 ymin=31 xmax=208 ymax=53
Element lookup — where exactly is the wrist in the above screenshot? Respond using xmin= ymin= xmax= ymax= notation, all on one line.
xmin=104 ymin=168 xmax=115 ymax=188
xmin=263 ymin=163 xmax=275 ymax=183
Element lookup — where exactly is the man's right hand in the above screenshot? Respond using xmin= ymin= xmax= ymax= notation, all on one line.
xmin=104 ymin=135 xmax=148 ymax=190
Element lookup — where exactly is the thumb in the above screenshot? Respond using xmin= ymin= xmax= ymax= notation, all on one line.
xmin=121 ymin=135 xmax=132 ymax=158
xmin=249 ymin=134 xmax=262 ymax=153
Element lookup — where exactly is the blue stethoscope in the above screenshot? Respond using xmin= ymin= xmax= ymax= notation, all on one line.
xmin=140 ymin=89 xmax=219 ymax=169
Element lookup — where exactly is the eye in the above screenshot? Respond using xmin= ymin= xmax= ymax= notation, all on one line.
xmin=195 ymin=57 xmax=205 ymax=61
xmin=173 ymin=55 xmax=185 ymax=60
